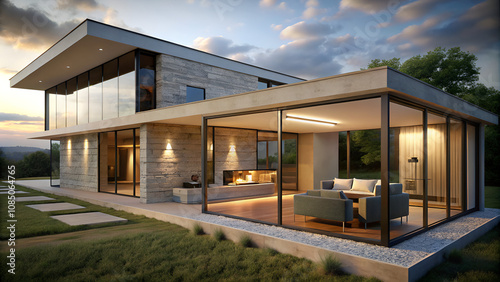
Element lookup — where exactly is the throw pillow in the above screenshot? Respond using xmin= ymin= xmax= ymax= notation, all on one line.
xmin=339 ymin=190 xmax=348 ymax=200
xmin=351 ymin=178 xmax=378 ymax=192
xmin=333 ymin=178 xmax=353 ymax=190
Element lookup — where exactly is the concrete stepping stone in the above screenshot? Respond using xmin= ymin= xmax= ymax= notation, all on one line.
xmin=51 ymin=212 xmax=127 ymax=226
xmin=0 ymin=190 xmax=28 ymax=194
xmin=16 ymin=196 xmax=55 ymax=202
xmin=27 ymin=203 xmax=85 ymax=212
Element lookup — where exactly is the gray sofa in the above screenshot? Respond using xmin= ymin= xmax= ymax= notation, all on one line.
xmin=293 ymin=190 xmax=353 ymax=232
xmin=358 ymin=184 xmax=410 ymax=229
xmin=320 ymin=178 xmax=403 ymax=198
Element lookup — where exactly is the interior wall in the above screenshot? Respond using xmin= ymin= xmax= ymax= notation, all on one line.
xmin=214 ymin=127 xmax=257 ymax=185
xmin=467 ymin=124 xmax=476 ymax=209
xmin=298 ymin=132 xmax=339 ymax=191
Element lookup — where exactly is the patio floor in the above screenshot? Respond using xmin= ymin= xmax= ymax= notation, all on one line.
xmin=13 ymin=180 xmax=500 ymax=282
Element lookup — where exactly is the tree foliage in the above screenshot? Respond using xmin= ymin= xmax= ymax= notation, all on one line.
xmin=0 ymin=149 xmax=7 ymax=180
xmin=16 ymin=151 xmax=50 ymax=178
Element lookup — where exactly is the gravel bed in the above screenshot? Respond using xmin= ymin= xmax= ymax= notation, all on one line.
xmin=187 ymin=208 xmax=499 ymax=267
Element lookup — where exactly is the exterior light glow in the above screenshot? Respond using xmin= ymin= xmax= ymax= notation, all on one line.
xmin=166 ymin=143 xmax=172 ymax=150
xmin=229 ymin=145 xmax=236 ymax=152
xmin=286 ymin=114 xmax=337 ymax=126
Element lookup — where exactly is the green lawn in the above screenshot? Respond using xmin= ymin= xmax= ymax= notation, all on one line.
xmin=1 ymin=185 xmax=377 ymax=281
xmin=420 ymin=185 xmax=500 ymax=281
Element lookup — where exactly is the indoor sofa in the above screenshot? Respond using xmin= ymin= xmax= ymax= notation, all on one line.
xmin=293 ymin=190 xmax=353 ymax=232
xmin=320 ymin=178 xmax=403 ymax=199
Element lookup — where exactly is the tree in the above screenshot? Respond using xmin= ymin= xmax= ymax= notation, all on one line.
xmin=16 ymin=151 xmax=50 ymax=178
xmin=366 ymin=47 xmax=480 ymax=95
xmin=0 ymin=149 xmax=7 ymax=180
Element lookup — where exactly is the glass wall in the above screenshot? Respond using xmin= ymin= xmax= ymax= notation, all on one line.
xmin=103 ymin=59 xmax=118 ymax=120
xmin=66 ymin=78 xmax=77 ymax=127
xmin=203 ymin=96 xmax=478 ymax=246
xmin=50 ymin=140 xmax=60 ymax=187
xmin=138 ymin=53 xmax=155 ymax=111
xmin=77 ymin=73 xmax=89 ymax=125
xmin=119 ymin=52 xmax=136 ymax=117
xmin=44 ymin=50 xmax=153 ymax=130
xmin=99 ymin=128 xmax=140 ymax=197
xmin=56 ymin=83 xmax=66 ymax=128
xmin=207 ymin=111 xmax=278 ymax=225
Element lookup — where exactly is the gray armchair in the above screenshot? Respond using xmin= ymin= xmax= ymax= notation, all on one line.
xmin=358 ymin=185 xmax=409 ymax=229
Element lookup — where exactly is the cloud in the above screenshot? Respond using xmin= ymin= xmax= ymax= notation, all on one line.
xmin=253 ymin=37 xmax=343 ymax=79
xmin=339 ymin=0 xmax=398 ymax=14
xmin=388 ymin=0 xmax=500 ymax=54
xmin=0 ymin=113 xmax=43 ymax=122
xmin=259 ymin=0 xmax=277 ymax=8
xmin=0 ymin=0 xmax=80 ymax=50
xmin=280 ymin=21 xmax=341 ymax=40
xmin=56 ymin=0 xmax=104 ymax=12
xmin=393 ymin=0 xmax=452 ymax=23
xmin=302 ymin=0 xmax=326 ymax=19
xmin=271 ymin=24 xmax=283 ymax=31
xmin=193 ymin=36 xmax=257 ymax=57
xmin=0 ymin=68 xmax=18 ymax=75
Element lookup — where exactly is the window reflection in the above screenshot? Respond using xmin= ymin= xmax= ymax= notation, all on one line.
xmin=56 ymin=83 xmax=66 ymax=129
xmin=66 ymin=78 xmax=77 ymax=127
xmin=47 ymin=87 xmax=57 ymax=130
xmin=77 ymin=73 xmax=89 ymax=125
xmin=103 ymin=59 xmax=118 ymax=120
xmin=186 ymin=86 xmax=205 ymax=103
xmin=139 ymin=53 xmax=155 ymax=111
xmin=89 ymin=66 xmax=103 ymax=122
xmin=119 ymin=52 xmax=136 ymax=117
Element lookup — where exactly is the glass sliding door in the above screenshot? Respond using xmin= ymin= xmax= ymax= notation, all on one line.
xmin=449 ymin=118 xmax=463 ymax=215
xmin=427 ymin=113 xmax=447 ymax=224
xmin=207 ymin=111 xmax=278 ymax=225
xmin=99 ymin=129 xmax=140 ymax=197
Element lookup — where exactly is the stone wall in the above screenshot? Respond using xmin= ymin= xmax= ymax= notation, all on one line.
xmin=156 ymin=54 xmax=258 ymax=108
xmin=60 ymin=133 xmax=98 ymax=191
xmin=140 ymin=123 xmax=202 ymax=203
xmin=214 ymin=127 xmax=257 ymax=185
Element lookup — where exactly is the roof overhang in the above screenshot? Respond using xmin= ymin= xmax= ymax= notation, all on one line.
xmin=28 ymin=67 xmax=498 ymax=140
xmin=11 ymin=19 xmax=304 ymax=91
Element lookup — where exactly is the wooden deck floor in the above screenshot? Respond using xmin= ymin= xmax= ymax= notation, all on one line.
xmin=208 ymin=194 xmax=453 ymax=240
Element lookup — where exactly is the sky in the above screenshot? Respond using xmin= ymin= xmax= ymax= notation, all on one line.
xmin=0 ymin=0 xmax=499 ymax=149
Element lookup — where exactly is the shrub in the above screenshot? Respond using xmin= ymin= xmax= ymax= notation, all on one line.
xmin=192 ymin=223 xmax=204 ymax=235
xmin=213 ymin=229 xmax=225 ymax=241
xmin=240 ymin=235 xmax=252 ymax=247
xmin=448 ymin=249 xmax=463 ymax=264
xmin=321 ymin=255 xmax=343 ymax=275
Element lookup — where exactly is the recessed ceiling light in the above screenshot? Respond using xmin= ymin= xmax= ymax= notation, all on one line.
xmin=98 ymin=48 xmax=103 ymax=51
xmin=39 ymin=80 xmax=42 ymax=83
xmin=286 ymin=114 xmax=338 ymax=126
xmin=66 ymin=66 xmax=70 ymax=68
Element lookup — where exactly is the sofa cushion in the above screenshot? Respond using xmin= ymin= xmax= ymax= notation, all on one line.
xmin=351 ymin=178 xmax=377 ymax=193
xmin=307 ymin=190 xmax=321 ymax=197
xmin=320 ymin=190 xmax=341 ymax=199
xmin=333 ymin=178 xmax=353 ymax=190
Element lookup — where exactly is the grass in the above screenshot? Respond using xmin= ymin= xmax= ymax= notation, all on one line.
xmin=418 ymin=223 xmax=500 ymax=282
xmin=321 ymin=255 xmax=344 ymax=276
xmin=0 ymin=185 xmax=154 ymax=240
xmin=0 ymin=184 xmax=375 ymax=281
xmin=213 ymin=229 xmax=225 ymax=241
xmin=240 ymin=235 xmax=253 ymax=247
xmin=192 ymin=223 xmax=204 ymax=235
xmin=485 ymin=186 xmax=500 ymax=209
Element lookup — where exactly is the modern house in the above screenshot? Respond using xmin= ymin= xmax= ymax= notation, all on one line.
xmin=11 ymin=19 xmax=498 ymax=247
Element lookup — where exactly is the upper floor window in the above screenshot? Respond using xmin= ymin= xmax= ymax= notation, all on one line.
xmin=186 ymin=86 xmax=205 ymax=103
xmin=45 ymin=50 xmax=156 ymax=130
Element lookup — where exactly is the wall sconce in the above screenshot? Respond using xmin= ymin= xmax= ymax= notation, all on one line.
xmin=166 ymin=143 xmax=172 ymax=150
xmin=84 ymin=139 xmax=88 ymax=150
xmin=229 ymin=145 xmax=236 ymax=152
xmin=67 ymin=140 xmax=72 ymax=150
xmin=210 ymin=144 xmax=213 ymax=151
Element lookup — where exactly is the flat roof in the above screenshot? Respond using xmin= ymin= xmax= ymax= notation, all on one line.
xmin=29 ymin=67 xmax=498 ymax=140
xmin=11 ymin=19 xmax=304 ymax=90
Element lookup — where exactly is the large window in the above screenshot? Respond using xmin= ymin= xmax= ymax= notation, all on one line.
xmin=44 ymin=50 xmax=155 ymax=130
xmin=186 ymin=86 xmax=205 ymax=103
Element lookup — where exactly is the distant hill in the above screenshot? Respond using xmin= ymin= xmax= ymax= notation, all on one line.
xmin=0 ymin=146 xmax=50 ymax=161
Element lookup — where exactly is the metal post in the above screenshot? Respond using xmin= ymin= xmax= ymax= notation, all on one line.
xmin=380 ymin=94 xmax=390 ymax=246
xmin=277 ymin=110 xmax=283 ymax=225
xmin=423 ymin=109 xmax=428 ymax=228
xmin=201 ymin=117 xmax=208 ymax=212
